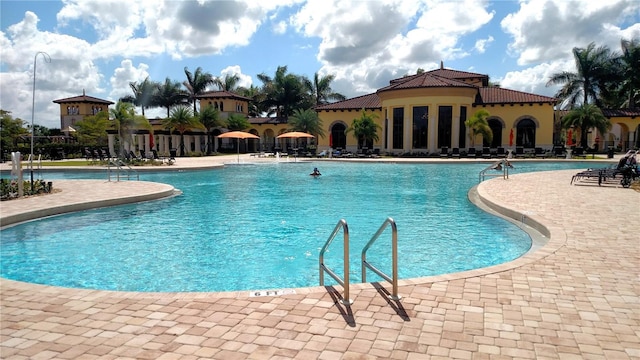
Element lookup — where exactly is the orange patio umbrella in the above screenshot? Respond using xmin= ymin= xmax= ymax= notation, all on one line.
xmin=218 ymin=131 xmax=260 ymax=163
xmin=276 ymin=131 xmax=315 ymax=139
xmin=276 ymin=131 xmax=315 ymax=161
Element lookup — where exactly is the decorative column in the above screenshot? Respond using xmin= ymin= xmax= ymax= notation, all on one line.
xmin=452 ymin=108 xmax=460 ymax=149
xmin=428 ymin=114 xmax=437 ymax=154
xmin=107 ymin=134 xmax=116 ymax=157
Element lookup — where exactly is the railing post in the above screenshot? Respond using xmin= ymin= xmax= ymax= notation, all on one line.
xmin=319 ymin=219 xmax=352 ymax=305
xmin=361 ymin=217 xmax=401 ymax=300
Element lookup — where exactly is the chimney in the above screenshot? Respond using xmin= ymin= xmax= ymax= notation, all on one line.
xmin=440 ymin=61 xmax=443 ymax=69
xmin=83 ymin=89 xmax=86 ymax=96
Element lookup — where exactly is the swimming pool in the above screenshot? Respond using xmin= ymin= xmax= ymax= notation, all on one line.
xmin=0 ymin=161 xmax=593 ymax=292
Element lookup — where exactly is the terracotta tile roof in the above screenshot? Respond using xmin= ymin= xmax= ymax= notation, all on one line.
xmin=424 ymin=68 xmax=489 ymax=81
xmin=315 ymin=93 xmax=381 ymax=111
xmin=196 ymin=90 xmax=250 ymax=101
xmin=249 ymin=117 xmax=288 ymax=125
xmin=478 ymin=87 xmax=557 ymax=104
xmin=558 ymin=108 xmax=640 ymax=118
xmin=601 ymin=108 xmax=640 ymax=117
xmin=53 ymin=94 xmax=114 ymax=104
xmin=378 ymin=72 xmax=476 ymax=92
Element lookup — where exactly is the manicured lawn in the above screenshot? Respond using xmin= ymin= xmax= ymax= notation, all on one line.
xmin=24 ymin=160 xmax=96 ymax=167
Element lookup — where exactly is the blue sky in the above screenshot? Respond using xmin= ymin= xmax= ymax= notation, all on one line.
xmin=1 ymin=0 xmax=639 ymax=129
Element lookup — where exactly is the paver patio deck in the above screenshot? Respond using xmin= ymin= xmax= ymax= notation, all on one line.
xmin=1 ymin=155 xmax=639 ymax=359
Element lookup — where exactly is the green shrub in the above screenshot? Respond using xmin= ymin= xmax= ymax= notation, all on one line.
xmin=0 ymin=178 xmax=52 ymax=200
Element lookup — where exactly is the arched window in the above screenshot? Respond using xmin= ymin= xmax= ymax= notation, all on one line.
xmin=330 ymin=123 xmax=347 ymax=150
xmin=487 ymin=118 xmax=503 ymax=148
xmin=516 ymin=118 xmax=536 ymax=148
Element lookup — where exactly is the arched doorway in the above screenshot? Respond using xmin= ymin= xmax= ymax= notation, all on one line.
xmin=487 ymin=118 xmax=503 ymax=148
xmin=330 ymin=123 xmax=347 ymax=150
xmin=516 ymin=118 xmax=536 ymax=148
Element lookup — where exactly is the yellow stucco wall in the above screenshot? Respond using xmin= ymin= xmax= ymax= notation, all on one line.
xmin=476 ymin=103 xmax=555 ymax=147
xmin=199 ymin=97 xmax=248 ymax=119
xmin=317 ymin=108 xmax=384 ymax=151
xmin=56 ymin=102 xmax=110 ymax=130
xmin=315 ymin=88 xmax=557 ymax=154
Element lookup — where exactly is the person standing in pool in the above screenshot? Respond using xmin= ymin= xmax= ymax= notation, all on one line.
xmin=310 ymin=167 xmax=321 ymax=176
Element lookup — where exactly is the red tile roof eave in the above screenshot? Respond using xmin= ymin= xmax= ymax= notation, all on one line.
xmin=196 ymin=91 xmax=250 ymax=101
xmin=316 ymin=106 xmax=382 ymax=112
xmin=52 ymin=96 xmax=114 ymax=105
xmin=473 ymin=101 xmax=558 ymax=106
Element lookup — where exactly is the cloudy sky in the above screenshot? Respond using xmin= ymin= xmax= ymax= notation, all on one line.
xmin=1 ymin=0 xmax=639 ymax=129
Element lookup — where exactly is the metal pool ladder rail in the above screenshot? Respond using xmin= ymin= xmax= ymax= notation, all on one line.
xmin=107 ymin=160 xmax=139 ymax=181
xmin=479 ymin=159 xmax=512 ymax=182
xmin=362 ymin=217 xmax=401 ymax=300
xmin=319 ymin=219 xmax=352 ymax=305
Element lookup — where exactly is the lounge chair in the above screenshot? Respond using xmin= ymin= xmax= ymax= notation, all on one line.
xmin=440 ymin=147 xmax=449 ymax=158
xmin=534 ymin=147 xmax=546 ymax=158
xmin=482 ymin=147 xmax=491 ymax=159
xmin=467 ymin=148 xmax=477 ymax=158
xmin=572 ymin=147 xmax=586 ymax=159
xmin=451 ymin=148 xmax=460 ymax=158
xmin=496 ymin=147 xmax=506 ymax=158
xmin=553 ymin=146 xmax=565 ymax=158
xmin=514 ymin=147 xmax=525 ymax=158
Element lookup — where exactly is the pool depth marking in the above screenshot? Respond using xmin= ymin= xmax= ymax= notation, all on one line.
xmin=249 ymin=289 xmax=297 ymax=297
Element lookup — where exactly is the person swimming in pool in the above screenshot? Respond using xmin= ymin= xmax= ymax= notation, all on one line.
xmin=310 ymin=167 xmax=321 ymax=176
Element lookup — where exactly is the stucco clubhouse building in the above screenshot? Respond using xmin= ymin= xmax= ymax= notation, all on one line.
xmin=53 ymin=64 xmax=640 ymax=158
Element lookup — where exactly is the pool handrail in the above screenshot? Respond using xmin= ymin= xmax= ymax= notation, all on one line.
xmin=479 ymin=159 xmax=511 ymax=182
xmin=361 ymin=217 xmax=401 ymax=300
xmin=319 ymin=218 xmax=352 ymax=305
xmin=107 ymin=159 xmax=139 ymax=181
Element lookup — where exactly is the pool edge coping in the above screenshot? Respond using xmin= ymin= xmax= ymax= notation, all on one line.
xmin=0 ymin=172 xmax=565 ymax=300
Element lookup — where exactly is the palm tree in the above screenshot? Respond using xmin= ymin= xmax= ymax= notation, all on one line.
xmin=163 ymin=106 xmax=204 ymax=157
xmin=619 ymin=38 xmax=640 ymax=108
xmin=258 ymin=65 xmax=308 ymax=119
xmin=288 ymin=109 xmax=325 ymax=138
xmin=199 ymin=105 xmax=223 ymax=154
xmin=74 ymin=110 xmax=109 ymax=146
xmin=304 ymin=73 xmax=346 ymax=106
xmin=546 ymin=42 xmax=616 ymax=109
xmin=109 ymin=101 xmax=150 ymax=157
xmin=465 ymin=109 xmax=492 ymax=147
xmin=183 ymin=67 xmax=214 ymax=115
xmin=226 ymin=113 xmax=251 ymax=131
xmin=154 ymin=77 xmax=189 ymax=118
xmin=237 ymin=84 xmax=266 ymax=117
xmin=346 ymin=109 xmax=381 ymax=149
xmin=120 ymin=77 xmax=157 ymax=116
xmin=561 ymin=103 xmax=610 ymax=147
xmin=214 ymin=73 xmax=240 ymax=91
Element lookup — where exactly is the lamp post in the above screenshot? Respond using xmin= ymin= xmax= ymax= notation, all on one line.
xmin=30 ymin=51 xmax=51 ymax=192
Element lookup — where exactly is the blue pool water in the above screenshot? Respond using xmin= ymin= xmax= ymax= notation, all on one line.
xmin=0 ymin=161 xmax=593 ymax=292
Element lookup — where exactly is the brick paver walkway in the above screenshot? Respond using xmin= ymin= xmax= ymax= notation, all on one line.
xmin=1 ymin=159 xmax=639 ymax=359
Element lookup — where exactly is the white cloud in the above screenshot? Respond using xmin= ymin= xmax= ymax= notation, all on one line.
xmin=109 ymin=60 xmax=151 ymax=100
xmin=1 ymin=11 xmax=104 ymax=128
xmin=273 ymin=20 xmax=287 ymax=34
xmin=291 ymin=0 xmax=494 ymax=96
xmin=475 ymin=36 xmax=494 ymax=54
xmin=497 ymin=61 xmax=572 ymax=98
xmin=501 ymin=0 xmax=640 ymax=65
xmin=219 ymin=65 xmax=253 ymax=89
